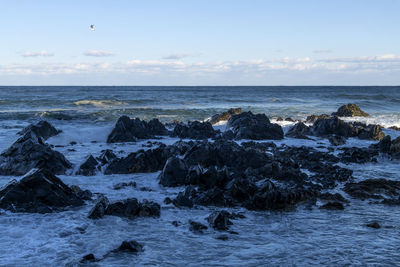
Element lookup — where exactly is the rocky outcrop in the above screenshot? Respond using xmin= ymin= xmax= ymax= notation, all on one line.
xmin=206 ymin=210 xmax=232 ymax=230
xmin=107 ymin=116 xmax=167 ymax=143
xmin=344 ymin=179 xmax=400 ymax=200
xmin=227 ymin=112 xmax=284 ymax=140
xmin=0 ymin=132 xmax=72 ymax=175
xmin=209 ymin=108 xmax=242 ymax=125
xmin=96 ymin=149 xmax=117 ymax=165
xmin=338 ymin=147 xmax=378 ymax=163
xmin=285 ymin=122 xmax=312 ymax=139
xmin=328 ymin=135 xmax=347 ymax=146
xmin=18 ymin=120 xmax=61 ymax=140
xmin=172 ymin=121 xmax=216 ymax=139
xmin=111 ymin=240 xmax=144 ymax=253
xmin=332 ymin=104 xmax=369 ymax=117
xmin=189 ymin=220 xmax=208 ymax=233
xmin=76 ymin=155 xmax=100 ymax=176
xmin=0 ymin=168 xmax=86 ymax=213
xmin=305 ymin=114 xmax=330 ymax=123
xmin=370 ymin=136 xmax=400 ymax=158
xmin=159 ymin=156 xmax=188 ymax=187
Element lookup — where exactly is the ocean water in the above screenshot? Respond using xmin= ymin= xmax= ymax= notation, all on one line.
xmin=0 ymin=86 xmax=399 ymax=266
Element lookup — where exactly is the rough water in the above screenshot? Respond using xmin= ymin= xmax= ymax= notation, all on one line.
xmin=0 ymin=86 xmax=399 ymax=266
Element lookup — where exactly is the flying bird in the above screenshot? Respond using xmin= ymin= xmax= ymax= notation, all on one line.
xmin=90 ymin=25 xmax=95 ymax=31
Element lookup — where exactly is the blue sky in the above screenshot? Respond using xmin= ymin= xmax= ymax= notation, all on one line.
xmin=1 ymin=0 xmax=399 ymax=85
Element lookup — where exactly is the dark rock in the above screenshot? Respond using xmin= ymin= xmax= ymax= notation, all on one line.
xmin=112 ymin=240 xmax=144 ymax=253
xmin=107 ymin=116 xmax=167 ymax=143
xmin=344 ymin=179 xmax=400 ymax=200
xmin=173 ymin=186 xmax=195 ymax=208
xmin=159 ymin=156 xmax=188 ymax=187
xmin=319 ymin=202 xmax=344 ymax=210
xmin=305 ymin=114 xmax=330 ymax=123
xmin=215 ymin=235 xmax=229 ymax=241
xmin=88 ymin=196 xmax=109 ymax=219
xmin=164 ymin=197 xmax=172 ymax=204
xmin=0 ymin=132 xmax=72 ymax=175
xmin=328 ymin=135 xmax=347 ymax=146
xmin=80 ymin=253 xmax=97 ymax=263
xmin=332 ymin=104 xmax=369 ymax=117
xmin=372 ymin=136 xmax=400 ymax=158
xmin=172 ymin=121 xmax=216 ymax=139
xmin=0 ymin=168 xmax=85 ymax=213
xmin=76 ymin=155 xmax=99 ymax=176
xmin=227 ymin=111 xmax=284 ymax=140
xmin=338 ymin=147 xmax=378 ymax=163
xmin=113 ymin=182 xmax=136 ymax=190
xmin=389 ymin=126 xmax=400 ymax=131
xmin=366 ymin=221 xmax=381 ymax=229
xmin=206 ymin=210 xmax=232 ymax=231
xmin=286 ymin=122 xmax=312 ymax=139
xmin=209 ymin=108 xmax=242 ymax=125
xmin=18 ymin=121 xmax=61 ymax=140
xmin=70 ymin=185 xmax=92 ymax=200
xmin=285 ymin=117 xmax=295 ymax=122
xmin=358 ymin=125 xmax=385 ymax=141
xmin=312 ymin=116 xmax=358 ymax=138
xmin=97 ymin=149 xmax=117 ymax=165
xmin=189 ymin=220 xmax=208 ymax=233
xmin=319 ymin=192 xmax=349 ymax=203
xmin=172 ymin=221 xmax=181 ymax=227
xmin=105 ymin=198 xmax=160 ymax=218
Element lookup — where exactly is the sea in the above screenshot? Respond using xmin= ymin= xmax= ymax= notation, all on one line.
xmin=0 ymin=86 xmax=399 ymax=266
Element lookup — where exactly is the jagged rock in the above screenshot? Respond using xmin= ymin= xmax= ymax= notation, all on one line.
xmin=111 ymin=240 xmax=144 ymax=253
xmin=312 ymin=116 xmax=358 ymax=137
xmin=76 ymin=155 xmax=100 ymax=176
xmin=173 ymin=186 xmax=195 ymax=208
xmin=209 ymin=108 xmax=242 ymax=125
xmin=80 ymin=254 xmax=98 ymax=263
xmin=97 ymin=149 xmax=117 ymax=165
xmin=344 ymin=179 xmax=400 ymax=200
xmin=0 ymin=132 xmax=72 ymax=175
xmin=358 ymin=125 xmax=385 ymax=140
xmin=338 ymin=147 xmax=378 ymax=163
xmin=206 ymin=210 xmax=232 ymax=231
xmin=305 ymin=114 xmax=330 ymax=123
xmin=227 ymin=111 xmax=284 ymax=140
xmin=107 ymin=116 xmax=167 ymax=143
xmin=0 ymin=168 xmax=85 ymax=213
xmin=366 ymin=221 xmax=381 ymax=229
xmin=88 ymin=196 xmax=109 ymax=219
xmin=332 ymin=104 xmax=369 ymax=117
xmin=172 ymin=121 xmax=216 ymax=139
xmin=371 ymin=136 xmax=400 ymax=158
xmin=189 ymin=220 xmax=208 ymax=233
xmin=159 ymin=156 xmax=188 ymax=187
xmin=70 ymin=185 xmax=92 ymax=200
xmin=328 ymin=135 xmax=347 ymax=146
xmin=113 ymin=181 xmax=136 ymax=190
xmin=319 ymin=202 xmax=344 ymax=210
xmin=286 ymin=122 xmax=312 ymax=139
xmin=18 ymin=120 xmax=61 ymax=140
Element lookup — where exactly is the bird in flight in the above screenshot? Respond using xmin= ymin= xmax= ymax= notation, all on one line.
xmin=90 ymin=25 xmax=95 ymax=31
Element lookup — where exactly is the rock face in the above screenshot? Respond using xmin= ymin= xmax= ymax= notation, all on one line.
xmin=107 ymin=116 xmax=167 ymax=143
xmin=227 ymin=112 xmax=284 ymax=140
xmin=0 ymin=168 xmax=85 ymax=213
xmin=286 ymin=122 xmax=312 ymax=139
xmin=76 ymin=155 xmax=100 ymax=176
xmin=332 ymin=104 xmax=369 ymax=117
xmin=344 ymin=179 xmax=400 ymax=201
xmin=18 ymin=121 xmax=61 ymax=140
xmin=0 ymin=132 xmax=72 ymax=175
xmin=88 ymin=196 xmax=160 ymax=219
xmin=209 ymin=108 xmax=242 ymax=125
xmin=370 ymin=136 xmax=400 ymax=158
xmin=172 ymin=121 xmax=216 ymax=139
xmin=159 ymin=156 xmax=188 ymax=187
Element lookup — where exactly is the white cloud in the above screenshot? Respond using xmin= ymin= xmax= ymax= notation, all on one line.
xmin=320 ymin=54 xmax=400 ymax=63
xmin=22 ymin=51 xmax=54 ymax=57
xmin=84 ymin=50 xmax=115 ymax=57
xmin=162 ymin=53 xmax=201 ymax=60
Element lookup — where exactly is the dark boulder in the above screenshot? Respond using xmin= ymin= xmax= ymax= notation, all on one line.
xmin=158 ymin=156 xmax=188 ymax=187
xmin=113 ymin=181 xmax=136 ymax=190
xmin=319 ymin=202 xmax=344 ymax=210
xmin=312 ymin=116 xmax=358 ymax=137
xmin=305 ymin=114 xmax=330 ymax=123
xmin=88 ymin=196 xmax=109 ymax=219
xmin=0 ymin=132 xmax=72 ymax=175
xmin=227 ymin=112 xmax=284 ymax=140
xmin=358 ymin=125 xmax=385 ymax=141
xmin=344 ymin=179 xmax=400 ymax=200
xmin=328 ymin=135 xmax=347 ymax=146
xmin=319 ymin=192 xmax=349 ymax=203
xmin=286 ymin=122 xmax=312 ymax=139
xmin=173 ymin=186 xmax=195 ymax=208
xmin=172 ymin=121 xmax=216 ymax=139
xmin=76 ymin=155 xmax=100 ymax=176
xmin=80 ymin=254 xmax=98 ymax=263
xmin=107 ymin=116 xmax=167 ymax=143
xmin=105 ymin=198 xmax=160 ymax=218
xmin=332 ymin=103 xmax=369 ymax=117
xmin=111 ymin=240 xmax=144 ymax=253
xmin=0 ymin=168 xmax=85 ymax=213
xmin=189 ymin=220 xmax=208 ymax=233
xmin=209 ymin=108 xmax=242 ymax=125
xmin=18 ymin=120 xmax=61 ymax=140
xmin=338 ymin=147 xmax=378 ymax=163
xmin=97 ymin=149 xmax=117 ymax=165
xmin=366 ymin=221 xmax=381 ymax=229
xmin=206 ymin=210 xmax=232 ymax=231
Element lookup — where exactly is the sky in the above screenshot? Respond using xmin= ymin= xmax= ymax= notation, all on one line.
xmin=0 ymin=0 xmax=399 ymax=85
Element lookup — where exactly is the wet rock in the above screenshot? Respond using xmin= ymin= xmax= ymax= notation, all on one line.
xmin=285 ymin=117 xmax=295 ymax=122
xmin=76 ymin=155 xmax=100 ymax=176
xmin=286 ymin=122 xmax=312 ymax=139
xmin=0 ymin=168 xmax=85 ymax=213
xmin=328 ymin=135 xmax=347 ymax=146
xmin=189 ymin=220 xmax=208 ymax=233
xmin=358 ymin=125 xmax=385 ymax=141
xmin=332 ymin=103 xmax=369 ymax=117
xmin=80 ymin=253 xmax=97 ymax=263
xmin=88 ymin=196 xmax=109 ymax=219
xmin=159 ymin=156 xmax=188 ymax=187
xmin=344 ymin=179 xmax=400 ymax=200
xmin=0 ymin=132 xmax=72 ymax=175
xmin=172 ymin=121 xmax=216 ymax=139
xmin=173 ymin=186 xmax=195 ymax=208
xmin=107 ymin=116 xmax=167 ymax=143
xmin=319 ymin=192 xmax=349 ymax=203
xmin=209 ymin=108 xmax=242 ymax=125
xmin=215 ymin=235 xmax=229 ymax=241
xmin=206 ymin=210 xmax=232 ymax=231
xmin=105 ymin=198 xmax=160 ymax=218
xmin=372 ymin=136 xmax=400 ymax=158
xmin=319 ymin=202 xmax=344 ymax=210
xmin=113 ymin=181 xmax=136 ymax=190
xmin=312 ymin=116 xmax=358 ymax=138
xmin=366 ymin=221 xmax=381 ymax=229
xmin=18 ymin=120 xmax=61 ymax=140
xmin=70 ymin=185 xmax=92 ymax=200
xmin=172 ymin=221 xmax=181 ymax=227
xmin=97 ymin=149 xmax=117 ymax=165
xmin=305 ymin=114 xmax=330 ymax=123
xmin=389 ymin=126 xmax=400 ymax=131
xmin=227 ymin=112 xmax=284 ymax=140
xmin=338 ymin=147 xmax=378 ymax=163
xmin=111 ymin=240 xmax=144 ymax=253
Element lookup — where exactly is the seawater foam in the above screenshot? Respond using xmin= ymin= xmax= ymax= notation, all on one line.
xmin=73 ymin=100 xmax=127 ymax=108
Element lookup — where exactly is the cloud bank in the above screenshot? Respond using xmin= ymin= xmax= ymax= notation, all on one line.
xmin=22 ymin=51 xmax=54 ymax=57
xmin=84 ymin=50 xmax=115 ymax=57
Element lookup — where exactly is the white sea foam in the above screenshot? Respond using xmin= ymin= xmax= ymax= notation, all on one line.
xmin=74 ymin=100 xmax=127 ymax=108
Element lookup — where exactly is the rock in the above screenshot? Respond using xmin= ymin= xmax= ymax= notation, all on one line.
xmin=389 ymin=126 xmax=400 ymax=131
xmin=113 ymin=181 xmax=136 ymax=190
xmin=159 ymin=156 xmax=188 ymax=187
xmin=215 ymin=235 xmax=229 ymax=241
xmin=206 ymin=210 xmax=232 ymax=231
xmin=76 ymin=155 xmax=100 ymax=176
xmin=305 ymin=114 xmax=330 ymax=123
xmin=112 ymin=240 xmax=144 ymax=253
xmin=332 ymin=103 xmax=369 ymax=117
xmin=0 ymin=168 xmax=85 ymax=213
xmin=312 ymin=116 xmax=358 ymax=138
xmin=319 ymin=202 xmax=344 ymax=210
xmin=0 ymin=132 xmax=72 ymax=175
xmin=105 ymin=198 xmax=160 ymax=218
xmin=172 ymin=186 xmax=195 ymax=208
xmin=209 ymin=108 xmax=242 ymax=125
xmin=328 ymin=135 xmax=347 ymax=146
xmin=344 ymin=179 xmax=400 ymax=200
xmin=366 ymin=221 xmax=381 ymax=229
xmin=70 ymin=185 xmax=92 ymax=200
xmin=88 ymin=196 xmax=109 ymax=219
xmin=227 ymin=111 xmax=284 ymax=140
xmin=172 ymin=121 xmax=216 ymax=139
xmin=285 ymin=117 xmax=295 ymax=122
xmin=172 ymin=221 xmax=181 ymax=227
xmin=97 ymin=149 xmax=117 ymax=165
xmin=80 ymin=253 xmax=97 ymax=263
xmin=319 ymin=192 xmax=349 ymax=203
xmin=358 ymin=125 xmax=385 ymax=141
xmin=286 ymin=122 xmax=312 ymax=139
xmin=18 ymin=120 xmax=61 ymax=140
xmin=338 ymin=147 xmax=378 ymax=163
xmin=189 ymin=220 xmax=208 ymax=233
xmin=107 ymin=116 xmax=167 ymax=143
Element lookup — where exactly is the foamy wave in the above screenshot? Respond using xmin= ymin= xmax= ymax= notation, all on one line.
xmin=74 ymin=100 xmax=127 ymax=108
xmin=340 ymin=114 xmax=400 ymax=128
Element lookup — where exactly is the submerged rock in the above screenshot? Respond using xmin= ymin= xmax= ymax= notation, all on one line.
xmin=227 ymin=111 xmax=284 ymax=140
xmin=206 ymin=210 xmax=232 ymax=231
xmin=107 ymin=116 xmax=167 ymax=143
xmin=80 ymin=254 xmax=98 ymax=263
xmin=0 ymin=168 xmax=85 ymax=213
xmin=209 ymin=108 xmax=242 ymax=125
xmin=286 ymin=122 xmax=312 ymax=139
xmin=0 ymin=132 xmax=72 ymax=175
xmin=319 ymin=202 xmax=345 ymax=210
xmin=172 ymin=121 xmax=216 ymax=139
xmin=76 ymin=155 xmax=100 ymax=176
xmin=332 ymin=103 xmax=369 ymax=117
xmin=18 ymin=120 xmax=61 ymax=140
xmin=366 ymin=221 xmax=381 ymax=229
xmin=88 ymin=196 xmax=109 ymax=219
xmin=111 ymin=240 xmax=144 ymax=253
xmin=189 ymin=220 xmax=208 ymax=233
xmin=344 ymin=179 xmax=400 ymax=200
